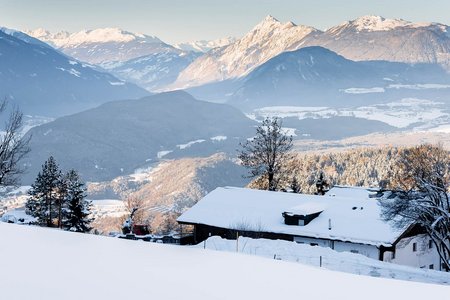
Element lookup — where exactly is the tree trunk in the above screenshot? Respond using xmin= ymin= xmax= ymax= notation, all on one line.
xmin=47 ymin=196 xmax=52 ymax=227
xmin=58 ymin=198 xmax=62 ymax=229
xmin=268 ymin=172 xmax=275 ymax=191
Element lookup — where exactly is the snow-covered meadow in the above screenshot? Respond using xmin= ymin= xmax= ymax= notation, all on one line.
xmin=195 ymin=236 xmax=450 ymax=285
xmin=0 ymin=223 xmax=448 ymax=300
xmin=0 ymin=186 xmax=127 ymax=222
xmin=250 ymin=98 xmax=449 ymax=130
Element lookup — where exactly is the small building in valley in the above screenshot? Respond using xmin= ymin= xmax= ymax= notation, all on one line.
xmin=177 ymin=186 xmax=444 ymax=271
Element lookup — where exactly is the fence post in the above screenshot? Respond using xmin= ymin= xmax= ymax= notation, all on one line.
xmin=320 ymin=256 xmax=322 ymax=267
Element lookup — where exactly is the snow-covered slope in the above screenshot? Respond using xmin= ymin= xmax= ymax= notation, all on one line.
xmin=174 ymin=15 xmax=450 ymax=89
xmin=229 ymin=46 xmax=450 ymax=109
xmin=338 ymin=15 xmax=425 ymax=32
xmin=0 ymin=223 xmax=448 ymax=300
xmin=175 ymin=37 xmax=236 ymax=53
xmin=196 ymin=236 xmax=450 ymax=285
xmin=25 ymin=27 xmax=204 ymax=90
xmin=25 ymin=27 xmax=179 ymax=64
xmin=300 ymin=15 xmax=450 ymax=69
xmin=87 ymin=153 xmax=249 ymax=233
xmin=0 ymin=29 xmax=148 ymax=116
xmin=0 ymin=27 xmax=54 ymax=49
xmin=173 ymin=15 xmax=319 ymax=88
xmin=102 ymin=50 xmax=200 ymax=91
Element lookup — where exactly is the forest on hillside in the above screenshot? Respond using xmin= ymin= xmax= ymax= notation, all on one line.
xmin=249 ymin=146 xmax=450 ymax=194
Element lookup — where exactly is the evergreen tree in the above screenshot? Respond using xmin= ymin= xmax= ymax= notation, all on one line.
xmin=24 ymin=181 xmax=40 ymax=221
xmin=62 ymin=169 xmax=93 ymax=233
xmin=56 ymin=174 xmax=68 ymax=229
xmin=315 ymin=172 xmax=328 ymax=195
xmin=26 ymin=156 xmax=61 ymax=226
xmin=290 ymin=176 xmax=300 ymax=193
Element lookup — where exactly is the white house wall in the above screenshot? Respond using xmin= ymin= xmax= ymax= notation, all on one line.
xmin=293 ymin=236 xmax=379 ymax=260
xmin=333 ymin=241 xmax=379 ymax=260
xmin=294 ymin=236 xmax=331 ymax=248
xmin=383 ymin=234 xmax=442 ymax=271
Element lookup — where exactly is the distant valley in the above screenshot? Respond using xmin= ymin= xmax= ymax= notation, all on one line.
xmin=1 ymin=14 xmax=450 ymax=235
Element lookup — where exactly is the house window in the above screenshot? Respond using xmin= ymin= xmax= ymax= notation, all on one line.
xmin=350 ymin=250 xmax=359 ymax=254
xmin=391 ymin=251 xmax=395 ymax=259
xmin=310 ymin=243 xmax=318 ymax=246
xmin=412 ymin=242 xmax=417 ymax=252
xmin=429 ymin=264 xmax=434 ymax=270
xmin=429 ymin=240 xmax=433 ymax=249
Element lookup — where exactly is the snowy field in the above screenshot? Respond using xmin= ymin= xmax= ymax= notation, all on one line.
xmin=0 ymin=223 xmax=448 ymax=300
xmin=0 ymin=186 xmax=30 ymax=214
xmin=195 ymin=236 xmax=450 ymax=285
xmin=0 ymin=186 xmax=127 ymax=220
xmin=89 ymin=199 xmax=127 ymax=218
xmin=250 ymin=98 xmax=449 ymax=129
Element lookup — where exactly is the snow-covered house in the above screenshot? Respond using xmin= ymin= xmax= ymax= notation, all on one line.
xmin=177 ymin=186 xmax=444 ymax=270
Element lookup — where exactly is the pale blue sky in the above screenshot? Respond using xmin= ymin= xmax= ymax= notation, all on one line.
xmin=1 ymin=0 xmax=449 ymax=44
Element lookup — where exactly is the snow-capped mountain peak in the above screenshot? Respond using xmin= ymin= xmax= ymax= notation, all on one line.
xmin=25 ymin=27 xmax=162 ymax=47
xmin=26 ymin=27 xmax=54 ymax=38
xmin=254 ymin=15 xmax=281 ymax=28
xmin=328 ymin=15 xmax=444 ymax=34
xmin=174 ymin=37 xmax=236 ymax=53
xmin=25 ymin=27 xmax=178 ymax=64
xmin=1 ymin=26 xmax=55 ymax=48
xmin=66 ymin=27 xmax=159 ymax=45
xmin=251 ymin=15 xmax=301 ymax=32
xmin=173 ymin=15 xmax=319 ymax=88
xmin=352 ymin=15 xmax=410 ymax=31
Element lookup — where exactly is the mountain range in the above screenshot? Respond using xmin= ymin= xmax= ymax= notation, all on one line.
xmin=25 ymin=28 xmax=210 ymax=91
xmin=100 ymin=50 xmax=201 ymax=91
xmin=25 ymin=27 xmax=176 ymax=64
xmin=173 ymin=15 xmax=318 ymax=89
xmin=173 ymin=15 xmax=450 ymax=89
xmin=0 ymin=28 xmax=148 ymax=116
xmin=303 ymin=15 xmax=450 ymax=68
xmin=227 ymin=46 xmax=450 ymax=109
xmin=23 ymin=15 xmax=450 ymax=96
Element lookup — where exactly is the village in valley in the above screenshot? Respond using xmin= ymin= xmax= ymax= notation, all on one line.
xmin=0 ymin=1 xmax=450 ymax=299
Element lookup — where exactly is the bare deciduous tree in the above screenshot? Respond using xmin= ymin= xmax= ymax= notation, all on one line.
xmin=380 ymin=144 xmax=450 ymax=271
xmin=0 ymin=100 xmax=31 ymax=186
xmin=238 ymin=117 xmax=293 ymax=191
xmin=390 ymin=144 xmax=449 ymax=191
xmin=122 ymin=196 xmax=147 ymax=234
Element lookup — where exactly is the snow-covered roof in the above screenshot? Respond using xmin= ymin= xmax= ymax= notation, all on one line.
xmin=178 ymin=187 xmax=405 ymax=247
xmin=286 ymin=203 xmax=326 ymax=216
xmin=326 ymin=185 xmax=381 ymax=199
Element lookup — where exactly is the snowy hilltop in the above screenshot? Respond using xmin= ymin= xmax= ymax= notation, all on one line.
xmin=1 ymin=223 xmax=448 ymax=299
